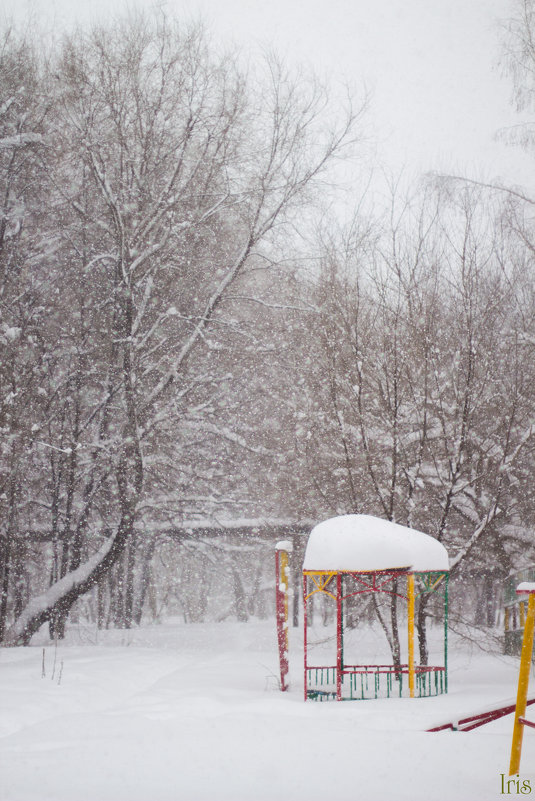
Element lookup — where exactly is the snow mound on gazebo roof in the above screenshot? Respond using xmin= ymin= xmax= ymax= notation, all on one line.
xmin=303 ymin=514 xmax=449 ymax=572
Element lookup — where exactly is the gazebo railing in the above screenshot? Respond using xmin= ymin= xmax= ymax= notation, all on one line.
xmin=306 ymin=664 xmax=446 ymax=701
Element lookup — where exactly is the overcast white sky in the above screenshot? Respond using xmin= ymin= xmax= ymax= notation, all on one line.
xmin=2 ymin=0 xmax=532 ymax=194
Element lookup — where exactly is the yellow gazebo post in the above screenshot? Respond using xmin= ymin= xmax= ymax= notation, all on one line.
xmin=407 ymin=573 xmax=415 ymax=698
xmin=509 ymin=583 xmax=535 ymax=775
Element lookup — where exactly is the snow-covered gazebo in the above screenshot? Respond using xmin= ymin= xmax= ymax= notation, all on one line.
xmin=302 ymin=514 xmax=449 ymax=701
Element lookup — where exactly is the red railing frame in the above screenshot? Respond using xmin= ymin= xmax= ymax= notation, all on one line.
xmin=427 ymin=697 xmax=535 ymax=732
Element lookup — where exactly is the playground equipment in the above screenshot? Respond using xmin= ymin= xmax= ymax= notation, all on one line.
xmin=428 ymin=697 xmax=535 ymax=733
xmin=430 ymin=581 xmax=535 ymax=773
xmin=509 ymin=583 xmax=535 ymax=775
xmin=300 ymin=515 xmax=449 ymax=701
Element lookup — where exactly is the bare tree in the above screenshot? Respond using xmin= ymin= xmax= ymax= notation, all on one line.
xmin=297 ymin=185 xmax=535 ymax=662
xmin=1 ymin=14 xmax=363 ymax=644
xmin=0 ymin=29 xmax=50 ymax=639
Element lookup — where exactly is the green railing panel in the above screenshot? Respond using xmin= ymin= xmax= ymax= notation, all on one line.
xmin=306 ymin=666 xmax=446 ymax=701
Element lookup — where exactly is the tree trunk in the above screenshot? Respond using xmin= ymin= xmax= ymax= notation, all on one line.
xmin=133 ymin=539 xmax=156 ymax=626
xmin=390 ymin=580 xmax=401 ymax=672
xmin=0 ymin=534 xmax=10 ymax=642
xmin=123 ymin=535 xmax=137 ymax=629
xmin=417 ymin=594 xmax=429 ymax=666
xmin=97 ymin=578 xmax=107 ymax=629
xmin=232 ymin=566 xmax=248 ymax=622
xmin=2 ymin=507 xmax=137 ymax=646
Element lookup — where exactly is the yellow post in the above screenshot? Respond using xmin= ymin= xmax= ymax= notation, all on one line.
xmin=509 ymin=591 xmax=535 ymax=775
xmin=407 ymin=573 xmax=415 ymax=699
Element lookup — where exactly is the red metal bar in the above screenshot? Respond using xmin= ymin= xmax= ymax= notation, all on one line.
xmin=336 ymin=573 xmax=342 ymax=701
xmin=428 ymin=723 xmax=455 ymax=732
xmin=341 ymin=664 xmax=444 ymax=672
xmin=462 ymin=709 xmax=516 ymax=732
xmin=342 ymin=588 xmax=408 ymax=600
xmin=344 ymin=571 xmax=409 ymax=600
xmin=427 ymin=697 xmax=535 ymax=732
xmin=459 ymin=699 xmax=535 ymax=730
xmin=305 ymin=664 xmax=446 ymax=678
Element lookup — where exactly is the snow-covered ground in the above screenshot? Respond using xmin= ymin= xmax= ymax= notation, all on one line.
xmin=1 ymin=619 xmax=533 ymax=801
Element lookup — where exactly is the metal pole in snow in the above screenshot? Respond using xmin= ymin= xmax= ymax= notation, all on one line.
xmin=509 ymin=586 xmax=535 ymax=775
xmin=407 ymin=573 xmax=415 ymax=698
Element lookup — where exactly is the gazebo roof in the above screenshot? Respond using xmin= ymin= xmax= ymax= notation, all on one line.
xmin=302 ymin=514 xmax=449 ymax=573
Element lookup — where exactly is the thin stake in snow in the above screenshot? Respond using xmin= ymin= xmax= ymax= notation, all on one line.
xmin=51 ymin=635 xmax=59 ymax=682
